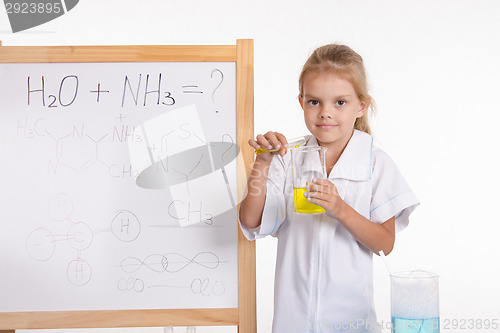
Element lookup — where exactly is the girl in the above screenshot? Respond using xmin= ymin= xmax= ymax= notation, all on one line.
xmin=239 ymin=44 xmax=419 ymax=332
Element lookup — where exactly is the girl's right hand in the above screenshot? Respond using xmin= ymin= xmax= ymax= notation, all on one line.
xmin=249 ymin=131 xmax=289 ymax=160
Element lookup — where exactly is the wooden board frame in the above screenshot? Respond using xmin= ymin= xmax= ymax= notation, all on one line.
xmin=0 ymin=39 xmax=255 ymax=333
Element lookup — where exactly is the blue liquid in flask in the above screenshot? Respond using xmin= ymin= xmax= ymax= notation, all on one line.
xmin=391 ymin=317 xmax=440 ymax=333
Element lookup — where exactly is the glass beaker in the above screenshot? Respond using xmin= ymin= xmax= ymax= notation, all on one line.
xmin=391 ymin=270 xmax=440 ymax=333
xmin=290 ymin=145 xmax=328 ymax=214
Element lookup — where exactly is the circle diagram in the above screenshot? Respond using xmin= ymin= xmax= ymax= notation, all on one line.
xmin=111 ymin=210 xmax=141 ymax=242
xmin=67 ymin=222 xmax=94 ymax=250
xmin=26 ymin=228 xmax=55 ymax=261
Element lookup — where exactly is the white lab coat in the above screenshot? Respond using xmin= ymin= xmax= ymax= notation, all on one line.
xmin=240 ymin=130 xmax=419 ymax=333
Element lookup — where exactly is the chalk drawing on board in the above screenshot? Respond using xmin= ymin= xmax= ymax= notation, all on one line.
xmin=117 ymin=277 xmax=145 ymax=293
xmin=45 ymin=128 xmax=110 ymax=175
xmin=210 ymin=68 xmax=224 ymax=114
xmin=120 ymin=251 xmax=226 ymax=273
xmin=26 ymin=193 xmax=141 ymax=286
xmin=111 ymin=210 xmax=141 ymax=242
xmin=48 ymin=192 xmax=74 ymax=222
xmin=26 ymin=228 xmax=55 ymax=261
xmin=18 ymin=116 xmax=139 ymax=178
xmin=167 ymin=200 xmax=214 ymax=226
xmin=0 ymin=61 xmax=239 ymax=311
xmin=67 ymin=259 xmax=92 ymax=286
xmin=148 ymin=277 xmax=226 ymax=296
xmin=129 ymin=104 xmax=243 ymax=227
xmin=119 ymin=250 xmax=228 ymax=296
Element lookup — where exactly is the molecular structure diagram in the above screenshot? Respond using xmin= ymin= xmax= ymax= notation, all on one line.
xmin=17 ymin=116 xmax=140 ymax=179
xmin=26 ymin=192 xmax=141 ymax=286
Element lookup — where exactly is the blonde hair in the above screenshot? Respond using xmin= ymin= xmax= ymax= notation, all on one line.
xmin=298 ymin=44 xmax=374 ymax=135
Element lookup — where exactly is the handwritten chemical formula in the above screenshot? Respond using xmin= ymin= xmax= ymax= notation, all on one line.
xmin=26 ymin=73 xmax=177 ymax=108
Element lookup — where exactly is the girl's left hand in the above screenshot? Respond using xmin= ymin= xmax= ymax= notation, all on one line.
xmin=306 ymin=178 xmax=345 ymax=218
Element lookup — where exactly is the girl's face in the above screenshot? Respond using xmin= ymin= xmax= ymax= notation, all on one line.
xmin=299 ymin=71 xmax=367 ymax=150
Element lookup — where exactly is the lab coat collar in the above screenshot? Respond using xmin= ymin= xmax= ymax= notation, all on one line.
xmin=306 ymin=130 xmax=373 ymax=181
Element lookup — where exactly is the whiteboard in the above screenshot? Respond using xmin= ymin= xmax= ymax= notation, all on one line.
xmin=0 ymin=62 xmax=239 ymax=312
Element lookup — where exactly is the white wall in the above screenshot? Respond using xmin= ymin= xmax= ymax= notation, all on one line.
xmin=2 ymin=1 xmax=500 ymax=332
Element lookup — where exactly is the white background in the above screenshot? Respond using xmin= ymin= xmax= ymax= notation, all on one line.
xmin=1 ymin=1 xmax=500 ymax=332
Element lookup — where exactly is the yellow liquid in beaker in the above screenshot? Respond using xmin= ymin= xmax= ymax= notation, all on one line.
xmin=293 ymin=187 xmax=325 ymax=214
